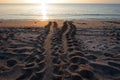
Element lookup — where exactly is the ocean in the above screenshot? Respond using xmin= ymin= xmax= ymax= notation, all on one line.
xmin=0 ymin=4 xmax=120 ymax=20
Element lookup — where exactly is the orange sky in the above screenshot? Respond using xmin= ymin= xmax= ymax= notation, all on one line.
xmin=0 ymin=0 xmax=120 ymax=4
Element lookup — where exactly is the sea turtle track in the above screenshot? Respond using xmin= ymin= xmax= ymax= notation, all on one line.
xmin=0 ymin=21 xmax=120 ymax=80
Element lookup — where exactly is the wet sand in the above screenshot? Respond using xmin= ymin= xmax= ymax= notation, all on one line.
xmin=0 ymin=20 xmax=120 ymax=80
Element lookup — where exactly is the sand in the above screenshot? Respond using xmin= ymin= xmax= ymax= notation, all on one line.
xmin=0 ymin=20 xmax=120 ymax=80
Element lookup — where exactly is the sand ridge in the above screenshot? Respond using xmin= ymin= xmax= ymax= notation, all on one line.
xmin=0 ymin=21 xmax=120 ymax=80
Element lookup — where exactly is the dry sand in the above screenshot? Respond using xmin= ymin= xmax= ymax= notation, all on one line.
xmin=0 ymin=20 xmax=120 ymax=80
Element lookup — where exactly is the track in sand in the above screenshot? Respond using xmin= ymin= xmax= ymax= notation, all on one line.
xmin=0 ymin=21 xmax=120 ymax=80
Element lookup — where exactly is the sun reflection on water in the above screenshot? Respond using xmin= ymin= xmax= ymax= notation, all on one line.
xmin=41 ymin=2 xmax=48 ymax=20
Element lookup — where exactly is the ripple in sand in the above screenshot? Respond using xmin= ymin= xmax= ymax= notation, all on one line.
xmin=68 ymin=64 xmax=79 ymax=72
xmin=71 ymin=75 xmax=83 ymax=80
xmin=53 ymin=66 xmax=63 ymax=75
xmin=79 ymin=70 xmax=94 ymax=79
xmin=52 ymin=57 xmax=61 ymax=64
xmin=90 ymin=63 xmax=120 ymax=76
xmin=108 ymin=61 xmax=120 ymax=69
xmin=6 ymin=59 xmax=17 ymax=67
xmin=70 ymin=56 xmax=88 ymax=65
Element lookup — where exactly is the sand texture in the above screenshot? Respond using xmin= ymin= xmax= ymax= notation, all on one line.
xmin=0 ymin=21 xmax=120 ymax=80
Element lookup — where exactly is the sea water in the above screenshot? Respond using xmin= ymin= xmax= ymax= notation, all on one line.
xmin=0 ymin=4 xmax=120 ymax=20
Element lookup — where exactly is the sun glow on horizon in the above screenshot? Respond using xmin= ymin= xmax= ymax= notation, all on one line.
xmin=26 ymin=0 xmax=48 ymax=20
xmin=25 ymin=0 xmax=48 ymax=20
xmin=41 ymin=0 xmax=48 ymax=20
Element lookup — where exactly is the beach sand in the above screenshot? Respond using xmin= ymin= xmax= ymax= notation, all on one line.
xmin=0 ymin=20 xmax=120 ymax=80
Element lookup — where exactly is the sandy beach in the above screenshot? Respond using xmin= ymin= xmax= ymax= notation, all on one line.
xmin=0 ymin=20 xmax=120 ymax=80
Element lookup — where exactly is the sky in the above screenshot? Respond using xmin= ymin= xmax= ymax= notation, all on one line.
xmin=0 ymin=0 xmax=120 ymax=4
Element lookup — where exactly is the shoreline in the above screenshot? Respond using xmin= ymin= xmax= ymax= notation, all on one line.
xmin=1 ymin=18 xmax=120 ymax=21
xmin=0 ymin=20 xmax=120 ymax=28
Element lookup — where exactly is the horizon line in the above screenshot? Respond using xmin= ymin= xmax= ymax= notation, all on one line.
xmin=0 ymin=3 xmax=120 ymax=4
